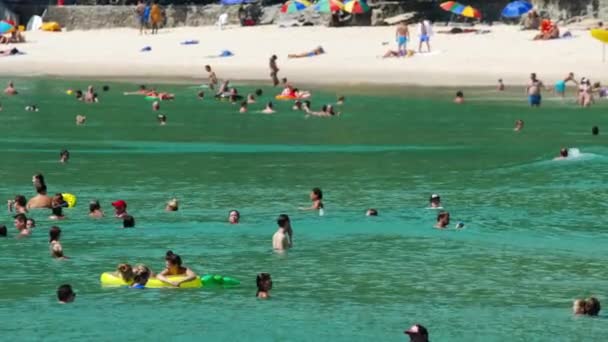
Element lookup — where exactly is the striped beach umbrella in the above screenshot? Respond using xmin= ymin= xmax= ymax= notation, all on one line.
xmin=0 ymin=20 xmax=14 ymax=34
xmin=314 ymin=0 xmax=344 ymax=13
xmin=281 ymin=0 xmax=312 ymax=14
xmin=440 ymin=1 xmax=481 ymax=19
xmin=344 ymin=0 xmax=370 ymax=14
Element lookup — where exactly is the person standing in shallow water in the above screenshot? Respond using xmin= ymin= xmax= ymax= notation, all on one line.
xmin=57 ymin=284 xmax=76 ymax=304
xmin=269 ymin=55 xmax=280 ymax=87
xmin=273 ymin=214 xmax=293 ymax=251
xmin=300 ymin=188 xmax=324 ymax=215
xmin=435 ymin=211 xmax=450 ymax=229
xmin=527 ymin=73 xmax=545 ymax=107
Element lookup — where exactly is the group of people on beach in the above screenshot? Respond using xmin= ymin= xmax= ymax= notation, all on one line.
xmin=383 ymin=19 xmax=433 ymax=58
xmin=135 ymin=0 xmax=163 ymax=35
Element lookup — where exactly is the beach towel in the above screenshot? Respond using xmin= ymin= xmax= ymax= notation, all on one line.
xmin=181 ymin=40 xmax=199 ymax=45
xmin=204 ymin=50 xmax=234 ymax=58
xmin=141 ymin=46 xmax=152 ymax=52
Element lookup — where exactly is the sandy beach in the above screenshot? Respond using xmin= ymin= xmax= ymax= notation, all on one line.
xmin=2 ymin=24 xmax=608 ymax=86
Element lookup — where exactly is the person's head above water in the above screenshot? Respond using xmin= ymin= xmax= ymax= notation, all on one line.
xmin=585 ymin=297 xmax=601 ymax=316
xmin=117 ymin=263 xmax=134 ymax=282
xmin=26 ymin=218 xmax=35 ymax=229
xmin=165 ymin=250 xmax=183 ymax=270
xmin=49 ymin=226 xmax=61 ymax=242
xmin=530 ymin=72 xmax=537 ymax=80
xmin=166 ymin=198 xmax=178 ymax=211
xmin=0 ymin=225 xmax=7 ymax=237
xmin=14 ymin=213 xmax=27 ymax=230
xmin=197 ymin=90 xmax=205 ymax=99
xmin=436 ymin=211 xmax=450 ymax=228
xmin=592 ymin=126 xmax=599 ymax=135
xmin=89 ymin=200 xmax=101 ymax=213
xmin=366 ymin=208 xmax=378 ymax=216
xmin=255 ymin=89 xmax=263 ymax=96
xmin=102 ymin=85 xmax=110 ymax=92
xmin=429 ymin=194 xmax=441 ymax=207
xmin=59 ymin=149 xmax=70 ymax=163
xmin=277 ymin=214 xmax=291 ymax=229
xmin=560 ymin=148 xmax=568 ymax=158
xmin=229 ymin=210 xmax=240 ymax=224
xmin=14 ymin=195 xmax=26 ymax=207
xmin=57 ymin=284 xmax=76 ymax=304
xmin=256 ymin=272 xmax=272 ymax=298
xmin=310 ymin=188 xmax=323 ymax=201
xmin=112 ymin=200 xmax=127 ymax=214
xmin=514 ymin=119 xmax=524 ymax=131
xmin=266 ymin=102 xmax=274 ymax=109
xmin=133 ymin=264 xmax=151 ymax=286
xmin=51 ymin=206 xmax=64 ymax=218
xmin=123 ymin=215 xmax=135 ymax=228
xmin=404 ymin=324 xmax=429 ymax=342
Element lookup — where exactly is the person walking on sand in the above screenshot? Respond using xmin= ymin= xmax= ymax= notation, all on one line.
xmin=418 ymin=19 xmax=432 ymax=53
xmin=526 ymin=73 xmax=545 ymax=107
xmin=396 ymin=21 xmax=410 ymax=57
xmin=269 ymin=55 xmax=280 ymax=87
xmin=150 ymin=1 xmax=162 ymax=35
xmin=135 ymin=1 xmax=148 ymax=35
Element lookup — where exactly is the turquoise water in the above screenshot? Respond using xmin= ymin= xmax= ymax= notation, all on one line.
xmin=0 ymin=78 xmax=607 ymax=341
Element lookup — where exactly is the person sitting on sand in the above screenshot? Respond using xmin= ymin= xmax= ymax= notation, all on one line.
xmin=76 ymin=115 xmax=86 ymax=125
xmin=262 ymin=102 xmax=276 ymax=114
xmin=521 ymin=10 xmax=540 ymax=30
xmin=247 ymin=94 xmax=256 ymax=104
xmin=8 ymin=195 xmax=28 ymax=214
xmin=131 ymin=265 xmax=151 ymax=289
xmin=514 ymin=119 xmax=524 ymax=132
xmin=239 ymin=101 xmax=248 ymax=113
xmin=156 ymin=250 xmax=198 ymax=287
xmin=288 ymin=46 xmax=325 ymax=59
xmin=435 ymin=211 xmax=450 ymax=229
xmin=157 ymin=114 xmax=167 ymax=125
xmin=534 ymin=20 xmax=560 ymax=40
xmin=554 ymin=72 xmax=577 ymax=98
xmin=49 ymin=226 xmax=68 ymax=259
xmin=89 ymin=200 xmax=104 ymax=218
xmin=256 ymin=273 xmax=272 ymax=299
xmin=229 ymin=210 xmax=240 ymax=224
xmin=4 ymin=81 xmax=17 ymax=95
xmin=454 ymin=91 xmax=464 ymax=104
xmin=165 ymin=198 xmax=178 ymax=211
xmin=555 ymin=147 xmax=568 ymax=160
xmin=9 ymin=30 xmax=26 ymax=44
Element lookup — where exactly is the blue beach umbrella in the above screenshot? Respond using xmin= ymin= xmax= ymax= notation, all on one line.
xmin=501 ymin=1 xmax=533 ymax=18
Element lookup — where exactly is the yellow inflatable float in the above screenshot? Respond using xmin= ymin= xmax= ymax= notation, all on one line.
xmin=61 ymin=193 xmax=77 ymax=208
xmin=99 ymin=272 xmax=202 ymax=288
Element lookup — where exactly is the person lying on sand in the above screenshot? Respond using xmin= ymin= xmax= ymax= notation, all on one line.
xmin=288 ymin=46 xmax=325 ymax=59
xmin=383 ymin=49 xmax=415 ymax=58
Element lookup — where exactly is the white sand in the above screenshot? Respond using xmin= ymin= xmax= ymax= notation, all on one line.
xmin=2 ymin=24 xmax=607 ymax=86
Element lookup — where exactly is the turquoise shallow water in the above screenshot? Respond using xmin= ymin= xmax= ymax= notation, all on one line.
xmin=0 ymin=78 xmax=607 ymax=341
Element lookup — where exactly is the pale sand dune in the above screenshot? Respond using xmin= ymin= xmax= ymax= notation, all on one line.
xmin=2 ymin=24 xmax=607 ymax=86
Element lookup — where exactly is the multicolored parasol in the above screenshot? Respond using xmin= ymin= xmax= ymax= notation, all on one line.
xmin=314 ymin=0 xmax=344 ymax=13
xmin=343 ymin=0 xmax=370 ymax=14
xmin=280 ymin=0 xmax=312 ymax=14
xmin=440 ymin=1 xmax=481 ymax=19
xmin=0 ymin=20 xmax=14 ymax=34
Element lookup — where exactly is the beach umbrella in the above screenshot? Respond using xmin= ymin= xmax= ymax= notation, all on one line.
xmin=343 ymin=0 xmax=370 ymax=14
xmin=440 ymin=1 xmax=481 ymax=19
xmin=0 ymin=20 xmax=14 ymax=34
xmin=280 ymin=0 xmax=312 ymax=14
xmin=591 ymin=28 xmax=608 ymax=62
xmin=501 ymin=1 xmax=533 ymax=18
xmin=314 ymin=0 xmax=344 ymax=13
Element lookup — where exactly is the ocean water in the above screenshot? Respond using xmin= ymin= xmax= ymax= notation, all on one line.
xmin=0 ymin=78 xmax=607 ymax=341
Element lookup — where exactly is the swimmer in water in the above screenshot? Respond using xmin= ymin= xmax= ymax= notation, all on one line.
xmin=435 ymin=211 xmax=450 ymax=229
xmin=165 ymin=198 xmax=178 ymax=212
xmin=514 ymin=119 xmax=524 ymax=132
xmin=25 ymin=105 xmax=39 ymax=112
xmin=76 ymin=115 xmax=86 ymax=125
xmin=300 ymin=188 xmax=324 ymax=212
xmin=157 ymin=114 xmax=167 ymax=126
xmin=4 ymin=81 xmax=17 ymax=95
xmin=454 ymin=91 xmax=464 ymax=104
xmin=256 ymin=273 xmax=272 ymax=299
xmin=89 ymin=200 xmax=104 ymax=218
xmin=112 ymin=200 xmax=129 ymax=218
xmin=123 ymin=215 xmax=135 ymax=228
xmin=60 ymin=149 xmax=70 ymax=163
xmin=197 ymin=90 xmax=205 ymax=100
xmin=0 ymin=225 xmax=6 ymax=237
xmin=429 ymin=194 xmax=442 ymax=209
xmin=293 ymin=101 xmax=303 ymax=111
xmin=262 ymin=102 xmax=276 ymax=114
xmin=247 ymin=94 xmax=256 ymax=104
xmin=404 ymin=324 xmax=429 ymax=342
xmin=123 ymin=85 xmax=148 ymax=95
xmin=337 ymin=96 xmax=345 ymax=105
xmin=156 ymin=250 xmax=198 ymax=287
xmin=27 ymin=182 xmax=52 ymax=209
xmin=57 ymin=284 xmax=76 ymax=304
xmin=131 ymin=265 xmax=151 ymax=289
xmin=152 ymin=101 xmax=160 ymax=111
xmin=555 ymin=147 xmax=568 ymax=160
xmin=497 ymin=79 xmax=505 ymax=91
xmin=592 ymin=126 xmax=599 ymax=135
xmin=115 ymin=263 xmax=134 ymax=284
xmin=14 ymin=213 xmax=31 ymax=237
xmin=273 ymin=214 xmax=293 ymax=251
xmin=239 ymin=101 xmax=248 ymax=113
xmin=49 ymin=206 xmax=65 ymax=220
xmin=573 ymin=299 xmax=586 ymax=315
xmin=84 ymin=85 xmax=97 ymax=103
xmin=75 ymin=90 xmax=83 ymax=101
xmin=366 ymin=208 xmax=378 ymax=216
xmin=26 ymin=218 xmax=35 ymax=230
xmin=255 ymin=89 xmax=263 ymax=97
xmin=49 ymin=226 xmax=68 ymax=259
xmin=8 ymin=195 xmax=28 ymax=214
xmin=229 ymin=210 xmax=240 ymax=224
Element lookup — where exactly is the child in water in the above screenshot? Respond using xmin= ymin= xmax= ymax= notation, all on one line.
xmin=131 ymin=265 xmax=151 ymax=289
xmin=256 ymin=273 xmax=272 ymax=299
xmin=115 ymin=263 xmax=134 ymax=284
xmin=49 ymin=226 xmax=68 ymax=259
xmin=156 ymin=250 xmax=197 ymax=287
xmin=300 ymin=188 xmax=324 ymax=215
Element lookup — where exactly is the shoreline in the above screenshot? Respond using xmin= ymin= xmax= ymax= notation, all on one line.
xmin=2 ymin=25 xmax=607 ymax=88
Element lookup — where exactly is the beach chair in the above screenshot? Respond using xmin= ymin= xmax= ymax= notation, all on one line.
xmin=217 ymin=13 xmax=228 ymax=30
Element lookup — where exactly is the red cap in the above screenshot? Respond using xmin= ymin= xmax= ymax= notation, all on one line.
xmin=112 ymin=200 xmax=127 ymax=208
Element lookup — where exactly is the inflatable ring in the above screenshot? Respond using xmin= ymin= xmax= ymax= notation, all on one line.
xmin=201 ymin=274 xmax=240 ymax=287
xmin=100 ymin=272 xmax=202 ymax=288
xmin=62 ymin=193 xmax=77 ymax=208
